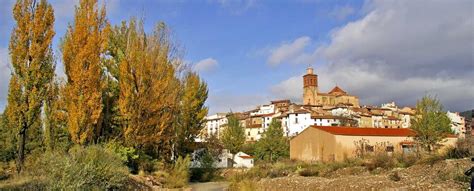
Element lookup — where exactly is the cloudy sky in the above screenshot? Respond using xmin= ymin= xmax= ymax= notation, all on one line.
xmin=0 ymin=0 xmax=473 ymax=114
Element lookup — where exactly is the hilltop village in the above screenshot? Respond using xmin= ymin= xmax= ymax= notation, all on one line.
xmin=201 ymin=67 xmax=470 ymax=142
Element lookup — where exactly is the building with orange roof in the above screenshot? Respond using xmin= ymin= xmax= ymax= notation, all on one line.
xmin=290 ymin=126 xmax=457 ymax=162
xmin=303 ymin=67 xmax=360 ymax=107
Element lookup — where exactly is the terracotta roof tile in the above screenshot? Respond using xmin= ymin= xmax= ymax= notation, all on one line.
xmin=328 ymin=86 xmax=347 ymax=95
xmin=239 ymin=155 xmax=254 ymax=159
xmin=312 ymin=126 xmax=416 ymax=136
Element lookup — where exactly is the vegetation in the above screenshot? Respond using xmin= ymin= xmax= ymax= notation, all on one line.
xmin=26 ymin=146 xmax=129 ymax=190
xmin=221 ymin=114 xmax=246 ymax=163
xmin=1 ymin=0 xmax=209 ymax=189
xmin=62 ymin=0 xmax=110 ymax=145
xmin=411 ymin=95 xmax=453 ymax=152
xmin=164 ymin=155 xmax=191 ymax=188
xmin=255 ymin=119 xmax=289 ymax=162
xmin=6 ymin=0 xmax=56 ymax=173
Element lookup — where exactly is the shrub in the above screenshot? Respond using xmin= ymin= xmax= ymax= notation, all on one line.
xmin=298 ymin=168 xmax=319 ymax=177
xmin=365 ymin=152 xmax=396 ymax=171
xmin=165 ymin=155 xmax=191 ymax=188
xmin=27 ymin=145 xmax=129 ymax=190
xmin=389 ymin=171 xmax=401 ymax=181
xmin=394 ymin=153 xmax=418 ymax=168
xmin=444 ymin=146 xmax=471 ymax=159
xmin=190 ymin=151 xmax=219 ymax=182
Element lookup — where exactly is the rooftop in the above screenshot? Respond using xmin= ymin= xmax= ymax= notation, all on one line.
xmin=312 ymin=126 xmax=416 ymax=137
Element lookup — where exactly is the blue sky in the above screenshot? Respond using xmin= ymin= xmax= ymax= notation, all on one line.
xmin=1 ymin=0 xmax=473 ymax=114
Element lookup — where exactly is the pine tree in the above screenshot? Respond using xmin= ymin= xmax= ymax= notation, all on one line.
xmin=7 ymin=0 xmax=55 ymax=172
xmin=256 ymin=119 xmax=289 ymax=162
xmin=411 ymin=95 xmax=452 ymax=153
xmin=62 ymin=0 xmax=110 ymax=145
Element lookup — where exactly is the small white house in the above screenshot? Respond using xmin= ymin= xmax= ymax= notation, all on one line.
xmin=191 ymin=149 xmax=254 ymax=168
xmin=233 ymin=152 xmax=254 ymax=168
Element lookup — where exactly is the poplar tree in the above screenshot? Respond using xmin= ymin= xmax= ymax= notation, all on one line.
xmin=118 ymin=20 xmax=181 ymax=158
xmin=221 ymin=114 xmax=246 ymax=164
xmin=7 ymin=0 xmax=55 ymax=172
xmin=62 ymin=0 xmax=110 ymax=145
xmin=175 ymin=72 xmax=209 ymax=157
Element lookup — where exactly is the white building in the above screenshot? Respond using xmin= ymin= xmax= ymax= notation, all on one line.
xmin=191 ymin=149 xmax=253 ymax=168
xmin=330 ymin=105 xmax=353 ymax=117
xmin=447 ymin=111 xmax=466 ymax=137
xmin=312 ymin=115 xmax=341 ymax=127
xmin=233 ymin=152 xmax=254 ymax=168
xmin=250 ymin=104 xmax=275 ymax=116
xmin=399 ymin=112 xmax=412 ymax=128
xmin=204 ymin=113 xmax=228 ymax=137
xmin=372 ymin=114 xmax=384 ymax=128
xmin=281 ymin=109 xmax=315 ymax=136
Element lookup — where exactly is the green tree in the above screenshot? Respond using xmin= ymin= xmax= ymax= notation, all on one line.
xmin=175 ymin=72 xmax=208 ymax=157
xmin=44 ymin=80 xmax=70 ymax=151
xmin=411 ymin=95 xmax=452 ymax=153
xmin=256 ymin=119 xmax=289 ymax=162
xmin=7 ymin=0 xmax=55 ymax=172
xmin=0 ymin=112 xmax=16 ymax=162
xmin=221 ymin=114 xmax=245 ymax=164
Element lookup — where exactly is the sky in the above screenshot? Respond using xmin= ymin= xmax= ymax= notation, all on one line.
xmin=0 ymin=0 xmax=473 ymax=115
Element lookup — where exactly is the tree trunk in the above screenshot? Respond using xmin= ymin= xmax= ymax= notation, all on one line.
xmin=17 ymin=126 xmax=27 ymax=174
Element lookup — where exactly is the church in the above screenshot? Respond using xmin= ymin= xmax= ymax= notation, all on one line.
xmin=303 ymin=67 xmax=360 ymax=107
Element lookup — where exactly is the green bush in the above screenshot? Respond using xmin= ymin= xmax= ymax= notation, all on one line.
xmin=27 ymin=145 xmax=129 ymax=190
xmin=395 ymin=153 xmax=418 ymax=168
xmin=190 ymin=151 xmax=219 ymax=182
xmin=365 ymin=152 xmax=396 ymax=171
xmin=444 ymin=146 xmax=471 ymax=159
xmin=298 ymin=168 xmax=319 ymax=177
xmin=165 ymin=155 xmax=191 ymax=188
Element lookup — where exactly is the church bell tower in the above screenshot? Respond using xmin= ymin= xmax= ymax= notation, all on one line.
xmin=303 ymin=67 xmax=318 ymax=105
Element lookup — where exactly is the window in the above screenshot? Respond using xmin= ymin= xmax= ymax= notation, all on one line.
xmin=386 ymin=146 xmax=394 ymax=152
xmin=247 ymin=132 xmax=250 ymax=136
xmin=295 ymin=117 xmax=299 ymax=124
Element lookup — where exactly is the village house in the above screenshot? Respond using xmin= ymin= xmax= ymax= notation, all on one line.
xmin=204 ymin=113 xmax=228 ymax=137
xmin=191 ymin=149 xmax=254 ymax=168
xmin=447 ymin=111 xmax=466 ymax=138
xmin=290 ymin=126 xmax=457 ymax=162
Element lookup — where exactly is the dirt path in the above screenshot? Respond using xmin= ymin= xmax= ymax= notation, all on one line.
xmin=189 ymin=182 xmax=229 ymax=191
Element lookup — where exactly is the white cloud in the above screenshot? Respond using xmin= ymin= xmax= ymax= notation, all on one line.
xmin=193 ymin=58 xmax=218 ymax=73
xmin=0 ymin=48 xmax=11 ymax=112
xmin=207 ymin=91 xmax=269 ymax=115
xmin=267 ymin=36 xmax=312 ymax=65
xmin=271 ymin=75 xmax=303 ymax=102
xmin=273 ymin=0 xmax=474 ymax=111
xmin=330 ymin=5 xmax=355 ymax=21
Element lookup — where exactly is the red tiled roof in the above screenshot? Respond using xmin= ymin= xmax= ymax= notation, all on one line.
xmin=312 ymin=126 xmax=416 ymax=137
xmin=239 ymin=155 xmax=254 ymax=159
xmin=271 ymin=100 xmax=291 ymax=104
xmin=253 ymin=113 xmax=275 ymax=117
xmin=328 ymin=86 xmax=347 ymax=95
xmin=247 ymin=124 xmax=262 ymax=128
xmin=386 ymin=116 xmax=400 ymax=120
